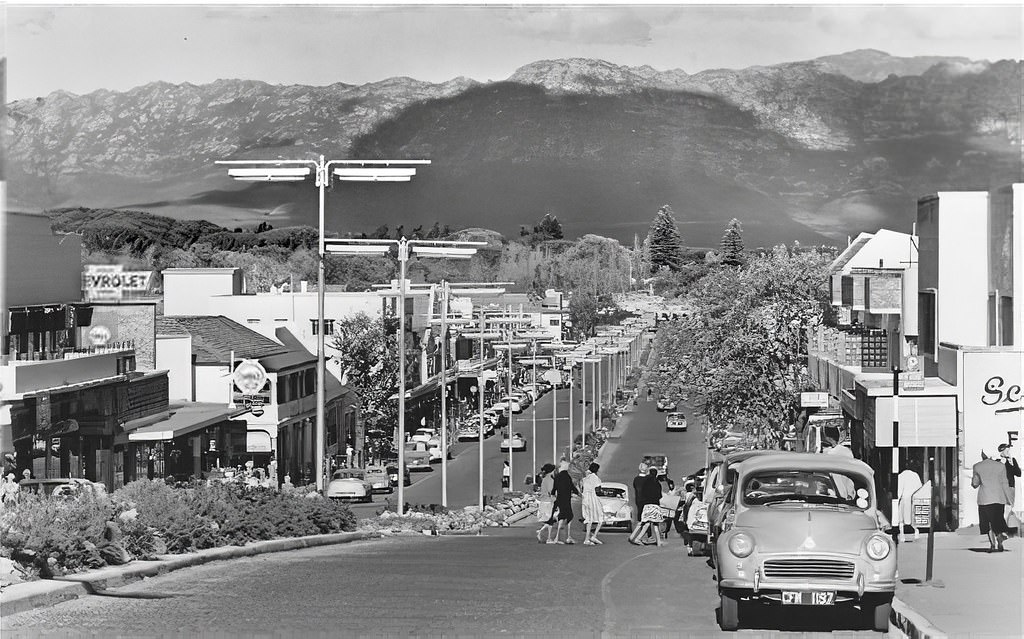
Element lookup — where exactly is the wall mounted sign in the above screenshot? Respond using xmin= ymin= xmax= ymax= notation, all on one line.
xmin=82 ymin=265 xmax=153 ymax=301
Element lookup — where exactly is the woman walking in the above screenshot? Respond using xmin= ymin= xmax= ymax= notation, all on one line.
xmin=581 ymin=462 xmax=605 ymax=545
xmin=551 ymin=460 xmax=580 ymax=544
xmin=629 ymin=467 xmax=666 ymax=546
xmin=535 ymin=463 xmax=558 ymax=543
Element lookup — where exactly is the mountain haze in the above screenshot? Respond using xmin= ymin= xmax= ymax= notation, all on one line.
xmin=5 ymin=50 xmax=1020 ymax=246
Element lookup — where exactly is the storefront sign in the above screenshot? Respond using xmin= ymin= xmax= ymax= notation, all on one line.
xmin=83 ymin=265 xmax=153 ymax=301
xmin=800 ymin=392 xmax=829 ymax=408
xmin=963 ymin=351 xmax=1023 ymax=463
xmin=874 ymin=395 xmax=957 ymax=447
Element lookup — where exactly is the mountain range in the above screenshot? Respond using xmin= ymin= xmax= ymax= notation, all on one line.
xmin=5 ymin=49 xmax=1021 ymax=247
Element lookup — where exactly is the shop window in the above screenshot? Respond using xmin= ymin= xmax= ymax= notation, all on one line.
xmin=309 ymin=319 xmax=335 ymax=335
xmin=303 ymin=369 xmax=315 ymax=397
xmin=277 ymin=374 xmax=290 ymax=403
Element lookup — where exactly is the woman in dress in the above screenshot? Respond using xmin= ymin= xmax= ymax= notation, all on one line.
xmin=581 ymin=462 xmax=605 ymax=545
xmin=535 ymin=463 xmax=558 ymax=543
xmin=551 ymin=460 xmax=580 ymax=544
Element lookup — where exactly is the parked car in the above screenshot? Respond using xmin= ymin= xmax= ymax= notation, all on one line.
xmin=325 ymin=469 xmax=373 ymax=503
xmin=404 ymin=441 xmax=433 ymax=471
xmin=500 ymin=432 xmax=527 ymax=452
xmin=595 ymin=482 xmax=634 ymax=532
xmin=656 ymin=396 xmax=676 ymax=412
xmin=457 ymin=424 xmax=481 ymax=441
xmin=665 ymin=412 xmax=688 ymax=432
xmin=18 ymin=478 xmax=107 ymax=498
xmin=706 ymin=450 xmax=787 ymax=566
xmin=363 ymin=465 xmax=392 ymax=493
xmin=714 ymin=453 xmax=896 ymax=632
xmin=386 ymin=463 xmax=412 ymax=488
xmin=495 ymin=397 xmax=524 ymax=413
xmin=641 ymin=453 xmax=668 ymax=478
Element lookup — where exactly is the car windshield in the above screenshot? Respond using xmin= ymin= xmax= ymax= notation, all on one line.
xmin=333 ymin=471 xmax=364 ymax=480
xmin=643 ymin=455 xmax=667 ymax=466
xmin=595 ymin=486 xmax=626 ymax=499
xmin=742 ymin=469 xmax=870 ymax=509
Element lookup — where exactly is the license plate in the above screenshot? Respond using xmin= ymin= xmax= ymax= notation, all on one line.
xmin=781 ymin=591 xmax=835 ymax=606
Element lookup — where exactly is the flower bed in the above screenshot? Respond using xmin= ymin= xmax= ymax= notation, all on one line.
xmin=358 ymin=494 xmax=538 ymax=535
xmin=0 ymin=479 xmax=355 ymax=586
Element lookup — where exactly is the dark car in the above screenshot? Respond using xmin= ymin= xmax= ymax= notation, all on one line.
xmin=386 ymin=464 xmax=412 ymax=488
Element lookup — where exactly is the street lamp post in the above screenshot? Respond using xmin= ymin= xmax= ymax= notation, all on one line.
xmin=218 ymin=156 xmax=429 ymax=492
xmin=334 ymin=238 xmax=484 ymax=514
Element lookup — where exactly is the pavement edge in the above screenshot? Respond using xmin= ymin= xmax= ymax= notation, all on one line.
xmin=889 ymin=596 xmax=948 ymax=639
xmin=0 ymin=530 xmax=379 ymax=617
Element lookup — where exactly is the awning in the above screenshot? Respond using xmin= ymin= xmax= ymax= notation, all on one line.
xmin=127 ymin=402 xmax=242 ymax=442
xmin=246 ymin=430 xmax=273 ymax=453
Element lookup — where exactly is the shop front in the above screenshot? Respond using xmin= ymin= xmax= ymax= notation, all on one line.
xmin=958 ymin=348 xmax=1024 ymax=527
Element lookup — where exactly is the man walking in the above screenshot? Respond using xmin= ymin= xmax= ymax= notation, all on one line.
xmin=632 ymin=462 xmax=648 ymax=531
xmin=972 ymin=449 xmax=1015 ymax=552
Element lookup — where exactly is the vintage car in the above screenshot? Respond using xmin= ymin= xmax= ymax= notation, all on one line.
xmin=706 ymin=450 xmax=787 ymax=564
xmin=656 ymin=396 xmax=676 ymax=412
xmin=641 ymin=454 xmax=668 ymax=478
xmin=404 ymin=441 xmax=433 ymax=471
xmin=714 ymin=453 xmax=896 ymax=632
xmin=493 ymin=396 xmax=524 ymax=414
xmin=500 ymin=432 xmax=527 ymax=452
xmin=595 ymin=482 xmax=634 ymax=532
xmin=665 ymin=412 xmax=688 ymax=432
xmin=325 ymin=469 xmax=373 ymax=503
xmin=386 ymin=463 xmax=412 ymax=488
xmin=457 ymin=424 xmax=481 ymax=441
xmin=363 ymin=465 xmax=392 ymax=493
xmin=18 ymin=478 xmax=108 ymax=498
xmin=410 ymin=428 xmax=437 ymax=445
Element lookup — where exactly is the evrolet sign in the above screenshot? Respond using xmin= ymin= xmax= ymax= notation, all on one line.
xmin=233 ymin=359 xmax=268 ymax=395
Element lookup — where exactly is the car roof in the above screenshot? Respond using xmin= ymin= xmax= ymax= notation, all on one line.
xmin=599 ymin=482 xmax=629 ymax=491
xmin=738 ymin=452 xmax=873 ymax=476
xmin=724 ymin=449 xmax=785 ymax=464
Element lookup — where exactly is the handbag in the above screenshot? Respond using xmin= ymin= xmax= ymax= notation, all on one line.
xmin=536 ymin=501 xmax=554 ymax=522
xmin=641 ymin=503 xmax=665 ymax=523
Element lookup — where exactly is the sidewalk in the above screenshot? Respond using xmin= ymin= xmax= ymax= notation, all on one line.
xmin=891 ymin=527 xmax=1023 ymax=638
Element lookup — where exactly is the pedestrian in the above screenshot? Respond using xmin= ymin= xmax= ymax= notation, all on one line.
xmin=581 ymin=462 xmax=605 ymax=545
xmin=998 ymin=443 xmax=1021 ymax=491
xmin=0 ymin=474 xmax=16 ymax=502
xmin=972 ymin=448 xmax=1015 ymax=552
xmin=501 ymin=460 xmax=511 ymax=493
xmin=632 ymin=462 xmax=648 ymax=530
xmin=21 ymin=468 xmax=32 ymax=483
xmin=629 ymin=467 xmax=666 ymax=546
xmin=647 ymin=388 xmax=653 ymax=402
xmin=676 ymin=477 xmax=699 ymax=555
xmin=535 ymin=463 xmax=558 ymax=543
xmin=897 ymin=468 xmax=924 ymax=543
xmin=551 ymin=460 xmax=580 ymax=544
xmin=346 ymin=443 xmax=354 ymax=469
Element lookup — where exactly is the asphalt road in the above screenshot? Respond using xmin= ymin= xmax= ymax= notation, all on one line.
xmin=3 ymin=394 xmax=881 ymax=637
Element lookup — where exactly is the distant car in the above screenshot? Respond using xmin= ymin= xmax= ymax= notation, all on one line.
xmin=595 ymin=482 xmax=634 ymax=532
xmin=18 ymin=478 xmax=107 ymax=498
xmin=457 ymin=424 xmax=481 ymax=441
xmin=404 ymin=441 xmax=433 ymax=471
xmin=410 ymin=428 xmax=437 ymax=444
xmin=642 ymin=453 xmax=668 ymax=478
xmin=715 ymin=454 xmax=896 ymax=632
xmin=665 ymin=412 xmax=687 ymax=432
xmin=500 ymin=432 xmax=527 ymax=452
xmin=495 ymin=397 xmax=524 ymax=413
xmin=363 ymin=465 xmax=392 ymax=494
xmin=386 ymin=464 xmax=412 ymax=488
xmin=656 ymin=396 xmax=675 ymax=412
xmin=325 ymin=469 xmax=373 ymax=503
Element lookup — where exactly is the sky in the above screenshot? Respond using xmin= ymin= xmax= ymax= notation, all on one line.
xmin=4 ymin=2 xmax=1023 ymax=101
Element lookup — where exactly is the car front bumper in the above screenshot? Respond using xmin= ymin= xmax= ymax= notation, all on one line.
xmin=717 ymin=553 xmax=897 ymax=600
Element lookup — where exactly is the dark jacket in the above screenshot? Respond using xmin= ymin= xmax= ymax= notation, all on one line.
xmin=552 ymin=470 xmax=579 ymax=504
xmin=640 ymin=474 xmax=663 ymax=508
xmin=1005 ymin=457 xmax=1021 ymax=488
xmin=633 ymin=474 xmax=647 ymax=509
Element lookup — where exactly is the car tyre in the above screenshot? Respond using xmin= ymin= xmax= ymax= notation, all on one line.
xmin=691 ymin=540 xmax=706 ymax=556
xmin=719 ymin=590 xmax=740 ymax=631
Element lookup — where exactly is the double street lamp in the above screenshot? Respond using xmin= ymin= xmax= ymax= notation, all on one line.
xmin=336 ymin=238 xmax=485 ymax=514
xmin=217 ymin=156 xmax=430 ymax=491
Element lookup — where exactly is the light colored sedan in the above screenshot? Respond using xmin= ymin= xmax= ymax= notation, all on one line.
xmin=715 ymin=453 xmax=896 ymax=632
xmin=595 ymin=482 xmax=634 ymax=532
xmin=404 ymin=441 xmax=433 ymax=471
xmin=325 ymin=470 xmax=373 ymax=503
xmin=363 ymin=465 xmax=392 ymax=494
xmin=499 ymin=432 xmax=527 ymax=452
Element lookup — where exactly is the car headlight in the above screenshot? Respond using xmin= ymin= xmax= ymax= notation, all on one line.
xmin=727 ymin=532 xmax=755 ymax=558
xmin=865 ymin=534 xmax=891 ymax=560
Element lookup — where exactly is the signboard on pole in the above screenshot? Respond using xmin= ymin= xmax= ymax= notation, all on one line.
xmin=912 ymin=481 xmax=932 ymax=528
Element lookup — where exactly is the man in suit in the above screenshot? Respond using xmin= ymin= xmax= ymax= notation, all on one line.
xmin=972 ymin=451 xmax=1015 ymax=552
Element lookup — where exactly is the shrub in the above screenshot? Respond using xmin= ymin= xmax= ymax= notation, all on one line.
xmin=0 ymin=491 xmax=112 ymax=577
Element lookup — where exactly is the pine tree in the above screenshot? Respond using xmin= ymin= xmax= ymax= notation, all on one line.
xmin=646 ymin=205 xmax=684 ymax=272
xmin=720 ymin=218 xmax=745 ymax=266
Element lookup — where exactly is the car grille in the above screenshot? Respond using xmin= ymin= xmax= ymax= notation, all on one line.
xmin=762 ymin=558 xmax=855 ymax=580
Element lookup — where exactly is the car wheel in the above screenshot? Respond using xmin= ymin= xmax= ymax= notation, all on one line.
xmin=691 ymin=540 xmax=705 ymax=556
xmin=719 ymin=590 xmax=740 ymax=630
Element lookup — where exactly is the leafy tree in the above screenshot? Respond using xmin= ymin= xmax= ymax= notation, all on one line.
xmin=720 ymin=218 xmax=745 ymax=266
xmin=646 ymin=205 xmax=684 ymax=272
xmin=331 ymin=312 xmax=400 ymax=442
xmin=651 ymin=245 xmax=830 ymax=436
xmin=568 ymin=291 xmax=598 ymax=340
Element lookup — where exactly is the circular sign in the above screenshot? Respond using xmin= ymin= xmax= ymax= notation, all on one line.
xmin=88 ymin=325 xmax=111 ymax=346
xmin=233 ymin=359 xmax=268 ymax=395
xmin=251 ymin=407 xmax=265 ymax=418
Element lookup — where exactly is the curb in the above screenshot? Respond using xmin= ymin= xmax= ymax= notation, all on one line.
xmin=889 ymin=596 xmax=947 ymax=639
xmin=1 ymin=531 xmax=378 ymax=617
